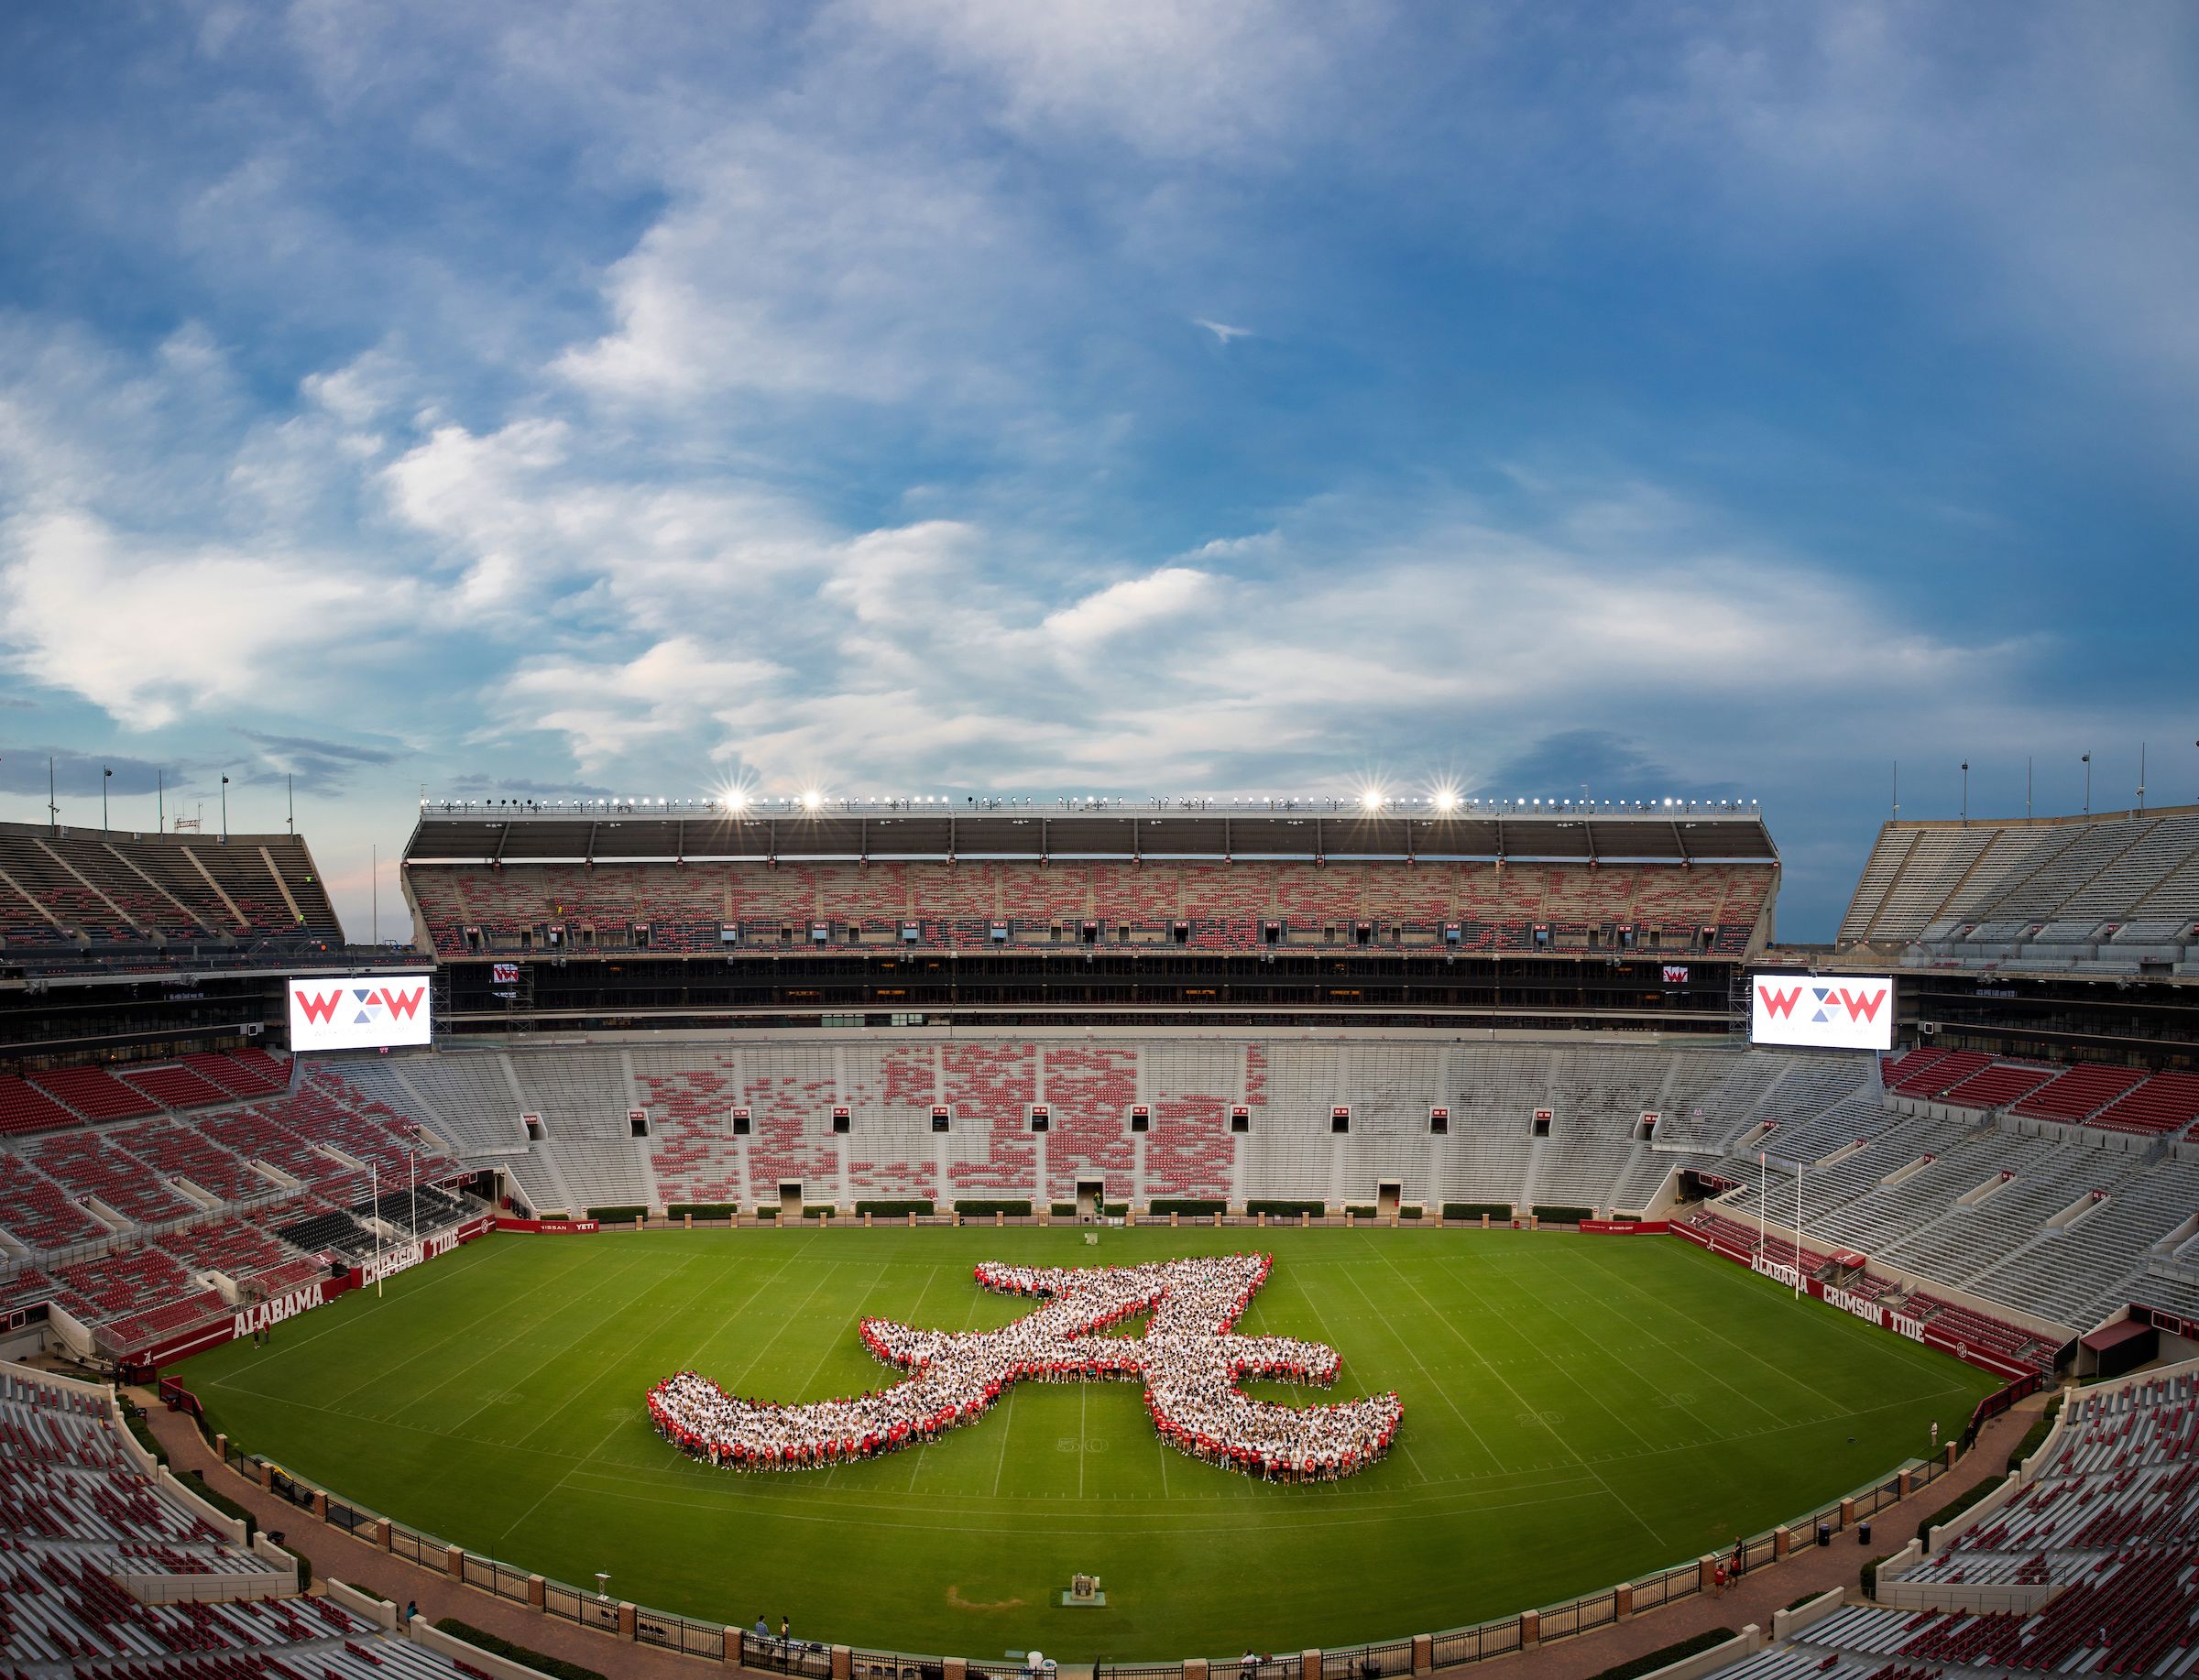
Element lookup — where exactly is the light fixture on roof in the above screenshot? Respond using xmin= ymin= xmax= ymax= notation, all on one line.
xmin=1360 ymin=787 xmax=1384 ymax=813
xmin=802 ymin=789 xmax=823 ymax=812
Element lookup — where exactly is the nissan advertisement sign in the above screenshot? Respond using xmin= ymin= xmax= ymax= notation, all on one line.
xmin=1750 ymin=973 xmax=1895 ymax=1051
xmin=288 ymin=975 xmax=432 ymax=1051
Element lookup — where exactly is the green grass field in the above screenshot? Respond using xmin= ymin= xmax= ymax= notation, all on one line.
xmin=177 ymin=1227 xmax=1996 ymax=1660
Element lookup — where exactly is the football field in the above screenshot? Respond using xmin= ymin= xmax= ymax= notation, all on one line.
xmin=178 ymin=1227 xmax=1997 ymax=1660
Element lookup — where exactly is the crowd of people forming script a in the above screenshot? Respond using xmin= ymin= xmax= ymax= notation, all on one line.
xmin=647 ymin=1254 xmax=1403 ymax=1481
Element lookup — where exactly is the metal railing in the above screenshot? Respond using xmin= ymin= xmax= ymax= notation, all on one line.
xmin=849 ymin=1649 xmax=950 ymax=1680
xmin=1323 ymin=1637 xmax=1416 ymax=1678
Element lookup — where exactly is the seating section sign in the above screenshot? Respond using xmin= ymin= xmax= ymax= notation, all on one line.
xmin=288 ymin=974 xmax=432 ymax=1050
xmin=1749 ymin=973 xmax=1894 ymax=1051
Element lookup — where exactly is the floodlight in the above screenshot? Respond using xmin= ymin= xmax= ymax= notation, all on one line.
xmin=1360 ymin=788 xmax=1384 ymax=813
xmin=802 ymin=789 xmax=823 ymax=812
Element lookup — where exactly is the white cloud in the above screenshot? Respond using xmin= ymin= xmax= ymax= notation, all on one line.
xmin=0 ymin=508 xmax=414 ymax=728
xmin=835 ymin=0 xmax=1361 ymax=161
xmin=1042 ymin=565 xmax=1216 ymax=648
xmin=501 ymin=636 xmax=786 ymax=767
xmin=554 ymin=129 xmax=1044 ymax=410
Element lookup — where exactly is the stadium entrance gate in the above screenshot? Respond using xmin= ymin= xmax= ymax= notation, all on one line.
xmin=1076 ymin=1178 xmax=1105 ymax=1221
xmin=778 ymin=1181 xmax=802 ymax=1221
xmin=1376 ymin=1181 xmax=1402 ymax=1219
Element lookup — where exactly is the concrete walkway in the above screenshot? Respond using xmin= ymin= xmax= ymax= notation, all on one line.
xmin=135 ymin=1383 xmax=2050 ymax=1680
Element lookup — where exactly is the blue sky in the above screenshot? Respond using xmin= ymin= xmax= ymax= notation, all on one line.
xmin=2 ymin=3 xmax=2194 ymax=943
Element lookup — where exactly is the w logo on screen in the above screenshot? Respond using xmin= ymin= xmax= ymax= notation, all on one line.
xmin=288 ymin=974 xmax=432 ymax=1049
xmin=645 ymin=1255 xmax=1401 ymax=1479
xmin=1758 ymin=983 xmax=1885 ymax=1025
xmin=294 ymin=984 xmax=424 ymax=1026
xmin=1751 ymin=972 xmax=1893 ymax=1049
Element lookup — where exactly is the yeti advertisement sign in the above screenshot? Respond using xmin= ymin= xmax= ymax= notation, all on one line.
xmin=1750 ymin=973 xmax=1895 ymax=1051
xmin=288 ymin=975 xmax=432 ymax=1051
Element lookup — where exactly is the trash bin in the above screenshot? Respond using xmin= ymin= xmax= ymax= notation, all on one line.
xmin=1858 ymin=1521 xmax=1873 ymax=1546
xmin=1817 ymin=1522 xmax=1832 ymax=1548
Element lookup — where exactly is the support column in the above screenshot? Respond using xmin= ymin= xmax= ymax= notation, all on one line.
xmin=1773 ymin=1527 xmax=1791 ymax=1560
xmin=1411 ymin=1634 xmax=1433 ymax=1673
xmin=723 ymin=1628 xmax=741 ymax=1666
xmin=1942 ymin=1442 xmax=1957 ymax=1470
xmin=1183 ymin=1660 xmax=1208 ymax=1680
xmin=945 ymin=1660 xmax=967 ymax=1680
xmin=832 ymin=1646 xmax=852 ymax=1680
xmin=213 ymin=1432 xmax=227 ymax=1459
xmin=312 ymin=1489 xmax=328 ymax=1522
xmin=529 ymin=1576 xmax=545 ymax=1609
xmin=376 ymin=1519 xmax=391 ymax=1550
xmin=1520 ymin=1611 xmax=1539 ymax=1649
xmin=444 ymin=1544 xmax=465 ymax=1580
xmin=1698 ymin=1555 xmax=1718 ymax=1592
xmin=1300 ymin=1651 xmax=1320 ymax=1680
xmin=618 ymin=1602 xmax=637 ymax=1641
xmin=1897 ymin=1469 xmax=1913 ymax=1500
xmin=1614 ymin=1585 xmax=1634 ymax=1621
xmin=258 ymin=1462 xmax=274 ymax=1493
xmin=1839 ymin=1498 xmax=1857 ymax=1529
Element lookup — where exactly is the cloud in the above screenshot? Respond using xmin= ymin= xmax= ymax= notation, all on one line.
xmin=836 ymin=0 xmax=1362 ymax=161
xmin=450 ymin=772 xmax=616 ymax=798
xmin=232 ymin=725 xmax=406 ymax=790
xmin=1042 ymin=566 xmax=1217 ymax=649
xmin=552 ymin=128 xmax=1047 ymax=412
xmin=0 ymin=748 xmax=173 ymax=799
xmin=0 ymin=508 xmax=421 ymax=729
xmin=499 ymin=636 xmax=787 ymax=769
xmin=1194 ymin=320 xmax=1253 ymax=344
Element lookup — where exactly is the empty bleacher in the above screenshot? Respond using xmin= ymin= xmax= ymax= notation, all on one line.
xmin=0 ymin=821 xmax=341 ymax=950
xmin=1837 ymin=804 xmax=2199 ymax=973
xmin=0 ymin=1362 xmax=475 ymax=1679
xmin=404 ymin=853 xmax=1776 ymax=959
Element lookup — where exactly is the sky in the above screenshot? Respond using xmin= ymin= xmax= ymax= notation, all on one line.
xmin=1 ymin=3 xmax=2195 ymax=944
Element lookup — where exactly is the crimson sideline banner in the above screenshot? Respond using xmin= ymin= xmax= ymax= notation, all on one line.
xmin=1579 ymin=1219 xmax=1669 ymax=1236
xmin=118 ymin=1216 xmax=494 ymax=1368
xmin=1671 ymin=1220 xmax=2036 ymax=1381
xmin=494 ymin=1216 xmax=602 ymax=1234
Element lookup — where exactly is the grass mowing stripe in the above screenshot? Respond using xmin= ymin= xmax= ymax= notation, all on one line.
xmin=1475 ymin=1249 xmax=1797 ymax=1427
xmin=1342 ymin=1249 xmax=1670 ymax=1554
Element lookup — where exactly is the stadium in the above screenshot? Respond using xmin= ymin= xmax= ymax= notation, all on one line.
xmin=5 ymin=11 xmax=2196 ymax=1680
xmin=4 ymin=793 xmax=2198 ymax=1680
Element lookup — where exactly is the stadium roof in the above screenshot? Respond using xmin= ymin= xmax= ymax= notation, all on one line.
xmin=406 ymin=798 xmax=1777 ymax=866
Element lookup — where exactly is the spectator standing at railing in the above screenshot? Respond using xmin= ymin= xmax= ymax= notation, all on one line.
xmin=1242 ymin=1650 xmax=1258 ymax=1677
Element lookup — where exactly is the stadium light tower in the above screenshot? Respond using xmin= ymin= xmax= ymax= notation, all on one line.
xmin=2083 ymin=753 xmax=2092 ymax=813
xmin=1360 ymin=787 xmax=1384 ymax=813
xmin=802 ymin=788 xmax=823 ymax=813
xmin=1959 ymin=761 xmax=1968 ymax=824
